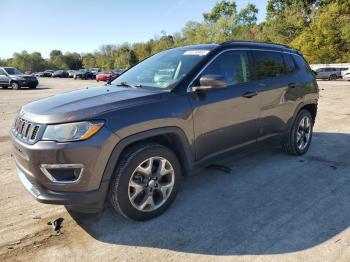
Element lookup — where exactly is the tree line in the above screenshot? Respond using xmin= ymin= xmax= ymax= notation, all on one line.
xmin=1 ymin=0 xmax=349 ymax=72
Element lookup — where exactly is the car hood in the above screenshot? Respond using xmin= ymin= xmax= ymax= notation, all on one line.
xmin=10 ymin=74 xmax=31 ymax=78
xmin=20 ymin=85 xmax=165 ymax=124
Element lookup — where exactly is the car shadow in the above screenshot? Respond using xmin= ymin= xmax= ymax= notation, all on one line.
xmin=68 ymin=132 xmax=350 ymax=255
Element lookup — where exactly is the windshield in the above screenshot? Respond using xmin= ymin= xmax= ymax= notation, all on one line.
xmin=4 ymin=67 xmax=23 ymax=75
xmin=111 ymin=48 xmax=211 ymax=89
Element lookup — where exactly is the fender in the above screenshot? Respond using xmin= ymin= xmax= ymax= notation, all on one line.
xmin=81 ymin=126 xmax=195 ymax=212
xmin=100 ymin=126 xmax=194 ymax=185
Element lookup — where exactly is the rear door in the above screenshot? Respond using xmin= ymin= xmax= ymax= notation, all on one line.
xmin=251 ymin=50 xmax=292 ymax=140
xmin=188 ymin=50 xmax=260 ymax=160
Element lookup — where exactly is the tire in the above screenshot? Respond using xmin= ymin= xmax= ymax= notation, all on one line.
xmin=329 ymin=74 xmax=337 ymax=80
xmin=109 ymin=143 xmax=182 ymax=221
xmin=28 ymin=84 xmax=37 ymax=89
xmin=283 ymin=109 xmax=314 ymax=155
xmin=10 ymin=81 xmax=20 ymax=90
xmin=1 ymin=86 xmax=9 ymax=89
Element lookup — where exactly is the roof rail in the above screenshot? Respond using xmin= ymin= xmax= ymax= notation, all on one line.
xmin=219 ymin=40 xmax=293 ymax=50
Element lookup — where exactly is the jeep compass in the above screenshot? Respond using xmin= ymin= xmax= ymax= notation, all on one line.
xmin=11 ymin=41 xmax=319 ymax=221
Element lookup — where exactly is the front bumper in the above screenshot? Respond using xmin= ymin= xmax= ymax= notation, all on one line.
xmin=17 ymin=79 xmax=38 ymax=87
xmin=11 ymin=126 xmax=119 ymax=212
xmin=16 ymin=163 xmax=108 ymax=212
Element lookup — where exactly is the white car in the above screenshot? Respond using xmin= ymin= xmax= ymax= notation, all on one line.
xmin=343 ymin=71 xmax=350 ymax=81
xmin=341 ymin=69 xmax=350 ymax=77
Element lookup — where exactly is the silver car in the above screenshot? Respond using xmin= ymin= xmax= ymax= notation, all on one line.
xmin=315 ymin=67 xmax=342 ymax=80
xmin=0 ymin=67 xmax=38 ymax=89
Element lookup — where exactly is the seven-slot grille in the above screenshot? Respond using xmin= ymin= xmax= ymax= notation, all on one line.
xmin=13 ymin=117 xmax=41 ymax=142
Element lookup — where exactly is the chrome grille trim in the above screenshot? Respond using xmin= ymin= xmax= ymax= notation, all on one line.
xmin=12 ymin=116 xmax=42 ymax=143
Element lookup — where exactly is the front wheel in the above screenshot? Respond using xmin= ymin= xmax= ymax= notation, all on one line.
xmin=10 ymin=81 xmax=20 ymax=90
xmin=283 ymin=109 xmax=314 ymax=155
xmin=109 ymin=143 xmax=182 ymax=221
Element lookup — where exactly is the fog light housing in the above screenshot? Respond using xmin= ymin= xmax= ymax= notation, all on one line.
xmin=40 ymin=164 xmax=84 ymax=183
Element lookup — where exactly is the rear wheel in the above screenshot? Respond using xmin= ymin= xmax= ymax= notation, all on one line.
xmin=10 ymin=81 xmax=20 ymax=90
xmin=28 ymin=84 xmax=37 ymax=89
xmin=1 ymin=86 xmax=9 ymax=89
xmin=329 ymin=74 xmax=337 ymax=80
xmin=109 ymin=143 xmax=182 ymax=221
xmin=283 ymin=109 xmax=314 ymax=155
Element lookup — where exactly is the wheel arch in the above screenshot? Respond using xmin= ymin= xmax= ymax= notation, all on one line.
xmin=287 ymin=101 xmax=318 ymax=132
xmin=101 ymin=127 xmax=194 ymax=184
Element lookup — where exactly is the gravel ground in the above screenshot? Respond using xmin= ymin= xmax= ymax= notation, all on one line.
xmin=0 ymin=78 xmax=350 ymax=262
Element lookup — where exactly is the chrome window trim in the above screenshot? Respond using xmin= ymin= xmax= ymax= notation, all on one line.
xmin=186 ymin=48 xmax=300 ymax=93
xmin=40 ymin=164 xmax=84 ymax=184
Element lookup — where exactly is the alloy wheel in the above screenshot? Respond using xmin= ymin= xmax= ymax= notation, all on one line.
xmin=128 ymin=157 xmax=175 ymax=212
xmin=296 ymin=116 xmax=312 ymax=150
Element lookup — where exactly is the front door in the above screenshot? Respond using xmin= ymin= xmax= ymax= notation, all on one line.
xmin=188 ymin=50 xmax=259 ymax=161
xmin=0 ymin=69 xmax=9 ymax=85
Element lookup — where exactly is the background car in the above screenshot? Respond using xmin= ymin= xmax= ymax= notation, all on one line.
xmin=112 ymin=68 xmax=125 ymax=76
xmin=37 ymin=70 xmax=54 ymax=77
xmin=89 ymin=68 xmax=101 ymax=75
xmin=0 ymin=67 xmax=38 ymax=89
xmin=52 ymin=70 xmax=69 ymax=78
xmin=315 ymin=67 xmax=342 ymax=80
xmin=343 ymin=71 xmax=350 ymax=81
xmin=74 ymin=69 xmax=95 ymax=80
xmin=96 ymin=71 xmax=113 ymax=82
xmin=67 ymin=70 xmax=76 ymax=78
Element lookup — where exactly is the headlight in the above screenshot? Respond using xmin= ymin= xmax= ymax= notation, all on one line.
xmin=42 ymin=121 xmax=104 ymax=142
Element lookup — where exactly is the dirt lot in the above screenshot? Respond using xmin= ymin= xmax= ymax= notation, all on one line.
xmin=0 ymin=78 xmax=350 ymax=261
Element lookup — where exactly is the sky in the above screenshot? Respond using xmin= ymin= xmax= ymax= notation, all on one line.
xmin=0 ymin=0 xmax=267 ymax=59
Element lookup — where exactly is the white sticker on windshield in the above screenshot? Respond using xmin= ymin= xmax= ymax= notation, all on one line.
xmin=184 ymin=50 xmax=210 ymax=56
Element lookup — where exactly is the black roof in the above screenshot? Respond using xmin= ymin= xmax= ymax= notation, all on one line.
xmin=219 ymin=40 xmax=299 ymax=54
xmin=170 ymin=41 xmax=300 ymax=55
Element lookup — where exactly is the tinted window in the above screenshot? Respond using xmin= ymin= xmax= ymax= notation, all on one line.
xmin=201 ymin=50 xmax=251 ymax=87
xmin=283 ymin=54 xmax=296 ymax=74
xmin=293 ymin=55 xmax=313 ymax=73
xmin=4 ymin=67 xmax=23 ymax=75
xmin=253 ymin=51 xmax=285 ymax=80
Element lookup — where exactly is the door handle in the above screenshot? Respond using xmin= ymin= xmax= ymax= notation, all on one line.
xmin=288 ymin=82 xmax=296 ymax=88
xmin=242 ymin=90 xmax=258 ymax=98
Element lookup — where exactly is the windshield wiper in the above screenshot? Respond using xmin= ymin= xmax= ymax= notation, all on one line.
xmin=115 ymin=82 xmax=142 ymax=88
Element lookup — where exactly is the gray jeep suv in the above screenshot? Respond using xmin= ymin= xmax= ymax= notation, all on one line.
xmin=0 ymin=67 xmax=38 ymax=89
xmin=11 ymin=41 xmax=319 ymax=221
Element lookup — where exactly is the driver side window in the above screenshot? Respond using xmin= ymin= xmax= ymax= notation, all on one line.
xmin=0 ymin=70 xmax=5 ymax=75
xmin=201 ymin=50 xmax=251 ymax=87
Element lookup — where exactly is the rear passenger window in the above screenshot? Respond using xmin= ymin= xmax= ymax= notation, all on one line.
xmin=201 ymin=50 xmax=251 ymax=86
xmin=283 ymin=54 xmax=296 ymax=74
xmin=253 ymin=51 xmax=285 ymax=79
xmin=293 ymin=54 xmax=313 ymax=74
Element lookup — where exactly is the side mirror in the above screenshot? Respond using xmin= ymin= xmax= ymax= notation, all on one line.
xmin=192 ymin=74 xmax=227 ymax=91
